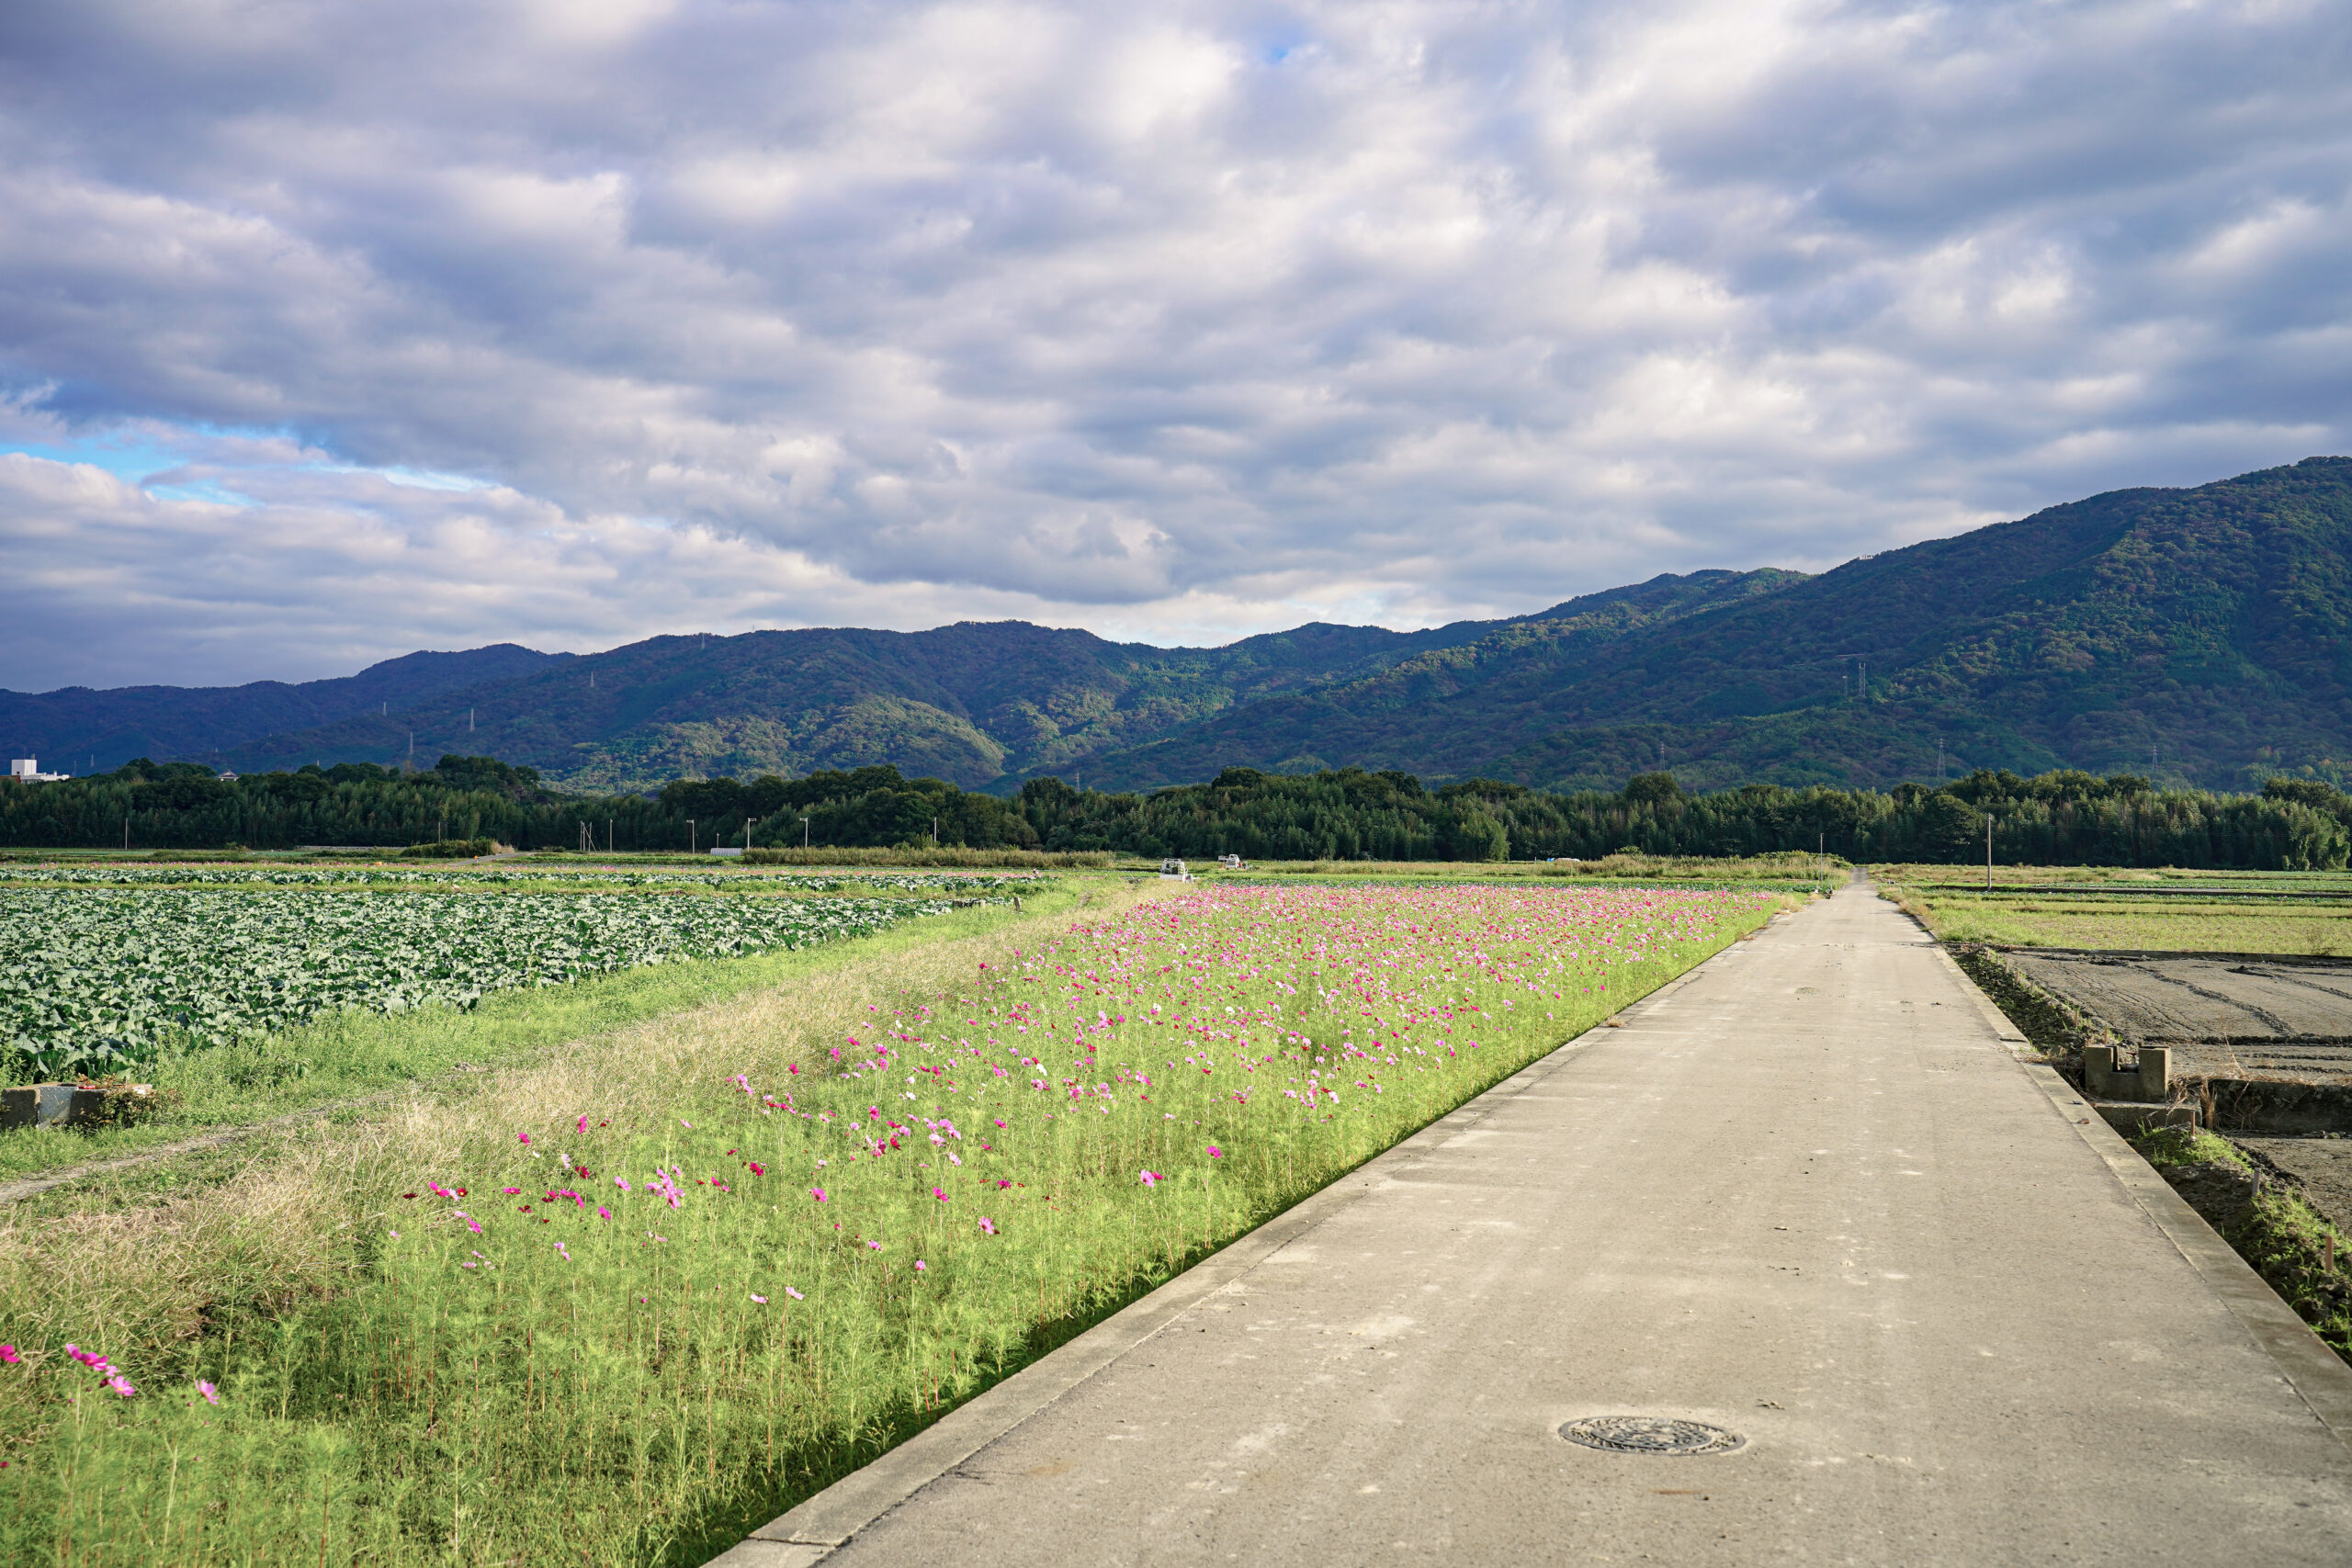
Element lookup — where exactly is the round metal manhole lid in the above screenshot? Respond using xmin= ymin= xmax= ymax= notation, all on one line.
xmin=1559 ymin=1416 xmax=1745 ymax=1456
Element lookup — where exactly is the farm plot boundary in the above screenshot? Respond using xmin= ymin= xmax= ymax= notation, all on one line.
xmin=0 ymin=879 xmax=1091 ymax=1188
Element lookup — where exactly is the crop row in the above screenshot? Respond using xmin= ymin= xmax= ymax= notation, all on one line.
xmin=1 ymin=888 xmax=955 ymax=1079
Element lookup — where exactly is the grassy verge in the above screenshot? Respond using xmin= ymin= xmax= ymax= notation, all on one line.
xmin=1225 ymin=851 xmax=1845 ymax=886
xmin=2129 ymin=1125 xmax=2352 ymax=1365
xmin=0 ymin=880 xmax=1783 ymax=1566
xmin=0 ymin=879 xmax=1097 ymax=1185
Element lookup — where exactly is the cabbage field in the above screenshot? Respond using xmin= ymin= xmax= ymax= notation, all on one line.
xmin=2 ymin=885 xmax=979 ymax=1080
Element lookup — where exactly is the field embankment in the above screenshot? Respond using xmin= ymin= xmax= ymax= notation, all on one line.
xmin=1876 ymin=863 xmax=2352 ymax=954
xmin=0 ymin=865 xmax=1057 ymax=1182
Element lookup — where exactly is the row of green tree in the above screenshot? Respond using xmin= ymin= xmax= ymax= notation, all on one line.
xmin=1004 ymin=766 xmax=2352 ymax=869
xmin=4 ymin=757 xmax=2349 ymax=870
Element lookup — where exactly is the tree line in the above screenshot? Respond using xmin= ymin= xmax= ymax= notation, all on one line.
xmin=4 ymin=756 xmax=2349 ymax=870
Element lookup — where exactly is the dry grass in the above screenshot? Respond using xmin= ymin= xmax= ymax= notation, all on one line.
xmin=0 ymin=880 xmax=1167 ymax=1399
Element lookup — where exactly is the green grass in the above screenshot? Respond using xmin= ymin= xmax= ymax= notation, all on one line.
xmin=0 ymin=879 xmax=1781 ymax=1566
xmin=0 ymin=882 xmax=1091 ymax=1184
xmin=1197 ymin=850 xmax=1843 ymax=891
xmin=2130 ymin=1125 xmax=2352 ymax=1364
xmin=1877 ymin=864 xmax=2352 ymax=953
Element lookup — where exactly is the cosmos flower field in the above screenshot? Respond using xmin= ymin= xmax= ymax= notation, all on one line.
xmin=0 ymin=880 xmax=1780 ymax=1566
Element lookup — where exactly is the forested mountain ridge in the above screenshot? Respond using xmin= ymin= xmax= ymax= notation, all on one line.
xmin=7 ymin=457 xmax=2346 ymax=794
xmin=1079 ymin=457 xmax=2352 ymax=792
xmin=0 ymin=644 xmax=560 ymax=773
xmin=4 ymin=570 xmax=1798 ymax=792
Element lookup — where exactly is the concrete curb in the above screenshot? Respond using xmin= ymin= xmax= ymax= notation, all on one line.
xmin=704 ymin=912 xmax=1785 ymax=1565
xmin=2018 ymin=1061 xmax=2352 ymax=1450
xmin=1925 ymin=936 xmax=2352 ymax=1450
xmin=1923 ymin=942 xmax=2034 ymax=1052
xmin=2013 ymin=1062 xmax=2352 ymax=1457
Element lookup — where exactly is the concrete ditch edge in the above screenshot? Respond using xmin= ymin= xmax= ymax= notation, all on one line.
xmin=704 ymin=919 xmax=1779 ymax=1566
xmin=2015 ymin=1061 xmax=2352 ymax=1449
xmin=1922 ymin=911 xmax=2352 ymax=1447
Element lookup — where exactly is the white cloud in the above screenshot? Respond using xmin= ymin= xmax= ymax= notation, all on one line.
xmin=0 ymin=0 xmax=2346 ymax=688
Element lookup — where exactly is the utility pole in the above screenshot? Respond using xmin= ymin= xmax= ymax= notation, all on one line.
xmin=933 ymin=815 xmax=940 ymax=847
xmin=688 ymin=818 xmax=696 ymax=854
xmin=745 ymin=817 xmax=759 ymax=852
xmin=469 ymin=707 xmax=475 ymax=733
xmin=1986 ymin=810 xmax=1994 ymax=891
xmin=800 ymin=816 xmax=810 ymax=849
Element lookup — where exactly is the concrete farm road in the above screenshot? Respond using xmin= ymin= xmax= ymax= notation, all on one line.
xmin=728 ymin=879 xmax=2352 ymax=1566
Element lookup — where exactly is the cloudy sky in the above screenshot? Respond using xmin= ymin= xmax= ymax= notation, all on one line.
xmin=3 ymin=0 xmax=2347 ymax=690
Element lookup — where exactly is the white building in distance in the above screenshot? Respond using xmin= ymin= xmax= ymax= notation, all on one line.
xmin=8 ymin=759 xmax=70 ymax=783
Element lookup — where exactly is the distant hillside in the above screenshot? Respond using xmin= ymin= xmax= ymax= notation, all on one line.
xmin=0 ymin=644 xmax=560 ymax=774
xmin=8 ymin=457 xmax=2346 ymax=794
xmin=107 ymin=571 xmax=1792 ymax=792
xmin=1079 ymin=457 xmax=2352 ymax=793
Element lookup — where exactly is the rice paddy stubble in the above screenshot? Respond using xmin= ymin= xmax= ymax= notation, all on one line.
xmin=0 ymin=881 xmax=1780 ymax=1565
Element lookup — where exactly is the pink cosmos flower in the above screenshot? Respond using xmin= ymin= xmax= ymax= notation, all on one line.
xmin=615 ymin=1177 xmax=630 ymax=1191
xmin=502 ymin=1187 xmax=522 ymax=1195
xmin=914 ymin=1260 xmax=927 ymax=1272
xmin=932 ymin=1187 xmax=947 ymax=1202
xmin=555 ymin=1242 xmax=572 ymax=1262
xmin=748 ymin=1161 xmax=765 ymax=1176
xmin=812 ymin=1187 xmax=828 ymax=1201
xmin=106 ymin=1375 xmax=136 ymax=1399
xmin=596 ymin=1205 xmax=611 ymax=1220
xmin=978 ymin=1217 xmax=997 ymax=1235
xmin=866 ymin=1239 xmax=882 ymax=1250
xmin=1139 ymin=1170 xmax=1161 ymax=1188
xmin=0 ymin=1346 xmax=18 ymax=1366
xmin=196 ymin=1379 xmax=220 ymax=1405
xmin=750 ymin=1293 xmax=768 ymax=1304
xmin=577 ymin=1115 xmax=588 ymax=1133
xmin=1207 ymin=1145 xmax=1224 ymax=1157
xmin=517 ymin=1133 xmax=530 ymax=1145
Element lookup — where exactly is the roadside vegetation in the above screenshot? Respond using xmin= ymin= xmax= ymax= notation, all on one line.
xmin=0 ymin=878 xmax=1780 ymax=1566
xmin=2129 ymin=1126 xmax=2352 ymax=1366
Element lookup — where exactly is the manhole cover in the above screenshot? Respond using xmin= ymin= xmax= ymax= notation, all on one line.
xmin=1558 ymin=1416 xmax=1744 ymax=1456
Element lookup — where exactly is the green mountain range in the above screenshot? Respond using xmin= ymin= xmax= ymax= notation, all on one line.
xmin=8 ymin=457 xmax=2348 ymax=794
